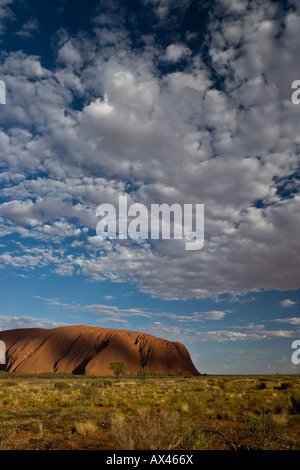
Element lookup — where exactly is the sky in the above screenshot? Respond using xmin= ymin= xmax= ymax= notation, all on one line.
xmin=0 ymin=0 xmax=300 ymax=374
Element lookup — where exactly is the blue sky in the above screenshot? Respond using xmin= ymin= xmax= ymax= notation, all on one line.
xmin=0 ymin=0 xmax=300 ymax=374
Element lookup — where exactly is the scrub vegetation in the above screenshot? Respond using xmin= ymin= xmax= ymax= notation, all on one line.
xmin=0 ymin=372 xmax=299 ymax=450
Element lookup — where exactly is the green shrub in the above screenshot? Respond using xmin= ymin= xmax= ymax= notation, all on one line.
xmin=137 ymin=367 xmax=150 ymax=380
xmin=53 ymin=382 xmax=71 ymax=391
xmin=257 ymin=382 xmax=267 ymax=390
xmin=243 ymin=411 xmax=276 ymax=435
xmin=78 ymin=383 xmax=100 ymax=404
xmin=290 ymin=394 xmax=300 ymax=415
xmin=3 ymin=380 xmax=17 ymax=387
xmin=279 ymin=382 xmax=292 ymax=390
xmin=109 ymin=362 xmax=127 ymax=379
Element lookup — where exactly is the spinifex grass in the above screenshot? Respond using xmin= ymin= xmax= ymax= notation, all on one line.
xmin=0 ymin=373 xmax=299 ymax=450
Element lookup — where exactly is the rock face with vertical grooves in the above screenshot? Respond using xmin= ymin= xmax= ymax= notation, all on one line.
xmin=0 ymin=325 xmax=200 ymax=376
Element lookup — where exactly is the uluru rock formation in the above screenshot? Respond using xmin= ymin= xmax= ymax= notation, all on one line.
xmin=0 ymin=325 xmax=200 ymax=376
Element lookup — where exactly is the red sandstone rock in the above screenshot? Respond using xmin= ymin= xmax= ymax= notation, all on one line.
xmin=0 ymin=325 xmax=200 ymax=376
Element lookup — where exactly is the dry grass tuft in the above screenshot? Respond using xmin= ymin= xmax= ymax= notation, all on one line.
xmin=73 ymin=420 xmax=97 ymax=436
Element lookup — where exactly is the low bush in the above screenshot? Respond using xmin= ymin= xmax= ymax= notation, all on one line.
xmin=290 ymin=394 xmax=300 ymax=415
xmin=72 ymin=420 xmax=97 ymax=436
xmin=110 ymin=409 xmax=213 ymax=450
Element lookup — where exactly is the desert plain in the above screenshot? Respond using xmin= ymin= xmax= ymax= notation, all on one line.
xmin=0 ymin=372 xmax=299 ymax=450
